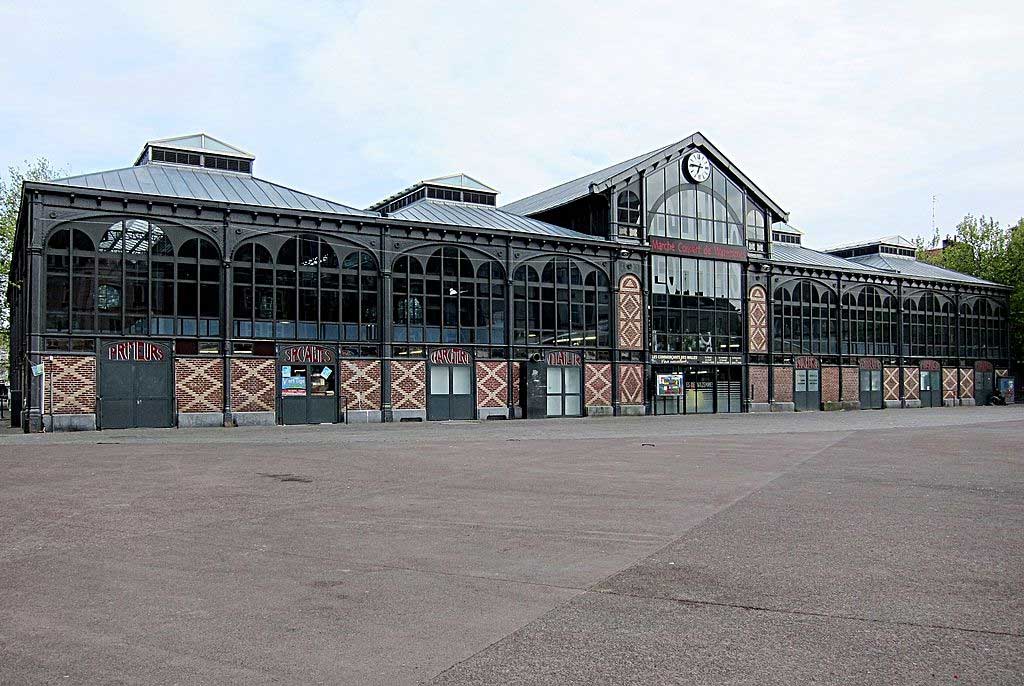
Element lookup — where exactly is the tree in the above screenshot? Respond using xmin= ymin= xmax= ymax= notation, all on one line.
xmin=1 ymin=159 xmax=64 ymax=354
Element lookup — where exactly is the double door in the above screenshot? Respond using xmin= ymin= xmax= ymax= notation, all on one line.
xmin=427 ymin=364 xmax=474 ymax=420
xmin=794 ymin=368 xmax=820 ymax=411
xmin=919 ymin=369 xmax=942 ymax=407
xmin=280 ymin=364 xmax=338 ymax=424
xmin=859 ymin=369 xmax=882 ymax=409
xmin=546 ymin=365 xmax=582 ymax=417
xmin=975 ymin=370 xmax=994 ymax=405
xmin=98 ymin=349 xmax=174 ymax=429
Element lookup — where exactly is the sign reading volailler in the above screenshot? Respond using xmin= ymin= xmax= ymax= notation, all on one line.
xmin=546 ymin=350 xmax=582 ymax=366
xmin=649 ymin=237 xmax=748 ymax=262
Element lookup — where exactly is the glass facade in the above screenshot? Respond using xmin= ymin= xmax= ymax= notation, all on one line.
xmin=646 ymin=160 xmax=744 ymax=246
xmin=512 ymin=257 xmax=611 ymax=348
xmin=651 ymin=255 xmax=742 ymax=354
xmin=772 ymin=280 xmax=838 ymax=355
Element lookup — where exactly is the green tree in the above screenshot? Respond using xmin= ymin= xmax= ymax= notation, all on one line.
xmin=1 ymin=159 xmax=64 ymax=354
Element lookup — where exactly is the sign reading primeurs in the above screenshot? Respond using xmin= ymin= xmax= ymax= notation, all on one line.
xmin=105 ymin=341 xmax=167 ymax=362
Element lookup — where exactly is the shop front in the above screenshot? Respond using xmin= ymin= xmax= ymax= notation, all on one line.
xmin=793 ymin=356 xmax=820 ymax=412
xmin=544 ymin=350 xmax=583 ymax=418
xmin=427 ymin=347 xmax=474 ymax=420
xmin=858 ymin=358 xmax=883 ymax=409
xmin=919 ymin=359 xmax=942 ymax=407
xmin=279 ymin=344 xmax=339 ymax=425
xmin=974 ymin=361 xmax=994 ymax=405
xmin=651 ymin=354 xmax=742 ymax=415
xmin=98 ymin=340 xmax=174 ymax=429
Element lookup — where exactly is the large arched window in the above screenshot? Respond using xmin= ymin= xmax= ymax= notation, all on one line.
xmin=841 ymin=286 xmax=897 ymax=356
xmin=392 ymin=246 xmax=505 ymax=345
xmin=616 ymin=190 xmax=640 ymax=225
xmin=959 ymin=297 xmax=1007 ymax=360
xmin=902 ymin=291 xmax=954 ymax=358
xmin=45 ymin=219 xmax=219 ymax=337
xmin=232 ymin=234 xmax=378 ymax=341
xmin=772 ymin=280 xmax=837 ymax=354
xmin=512 ymin=257 xmax=610 ymax=347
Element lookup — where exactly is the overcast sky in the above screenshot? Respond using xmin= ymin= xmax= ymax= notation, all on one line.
xmin=2 ymin=1 xmax=1021 ymax=248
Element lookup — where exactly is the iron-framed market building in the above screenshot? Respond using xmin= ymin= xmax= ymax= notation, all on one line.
xmin=7 ymin=133 xmax=1013 ymax=431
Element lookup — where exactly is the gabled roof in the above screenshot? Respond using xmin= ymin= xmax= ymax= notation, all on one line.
xmin=501 ymin=132 xmax=788 ymax=220
xmin=388 ymin=198 xmax=600 ymax=241
xmin=42 ymin=164 xmax=378 ymax=217
xmin=767 ymin=242 xmax=886 ymax=273
xmin=142 ymin=133 xmax=254 ymax=159
xmin=844 ymin=253 xmax=1000 ymax=286
xmin=825 ymin=234 xmax=915 ymax=252
xmin=422 ymin=173 xmax=496 ymax=193
xmin=772 ymin=222 xmax=804 ymax=235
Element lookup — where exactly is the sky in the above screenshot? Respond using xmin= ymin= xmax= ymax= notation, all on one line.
xmin=1 ymin=0 xmax=1022 ymax=249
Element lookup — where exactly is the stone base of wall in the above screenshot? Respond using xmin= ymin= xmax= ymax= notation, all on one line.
xmin=905 ymin=399 xmax=922 ymax=409
xmin=960 ymin=398 xmax=976 ymax=407
xmin=747 ymin=402 xmax=772 ymax=413
xmin=943 ymin=399 xmax=957 ymax=407
xmin=477 ymin=406 xmax=508 ymax=420
xmin=512 ymin=406 xmax=524 ymax=419
xmin=842 ymin=400 xmax=861 ymax=411
xmin=346 ymin=409 xmax=381 ymax=423
xmin=233 ymin=411 xmax=275 ymax=426
xmin=178 ymin=412 xmax=224 ymax=428
xmin=884 ymin=400 xmax=902 ymax=409
xmin=393 ymin=408 xmax=426 ymax=422
xmin=618 ymin=404 xmax=645 ymax=416
xmin=586 ymin=405 xmax=613 ymax=417
xmin=43 ymin=413 xmax=96 ymax=432
xmin=771 ymin=402 xmax=795 ymax=412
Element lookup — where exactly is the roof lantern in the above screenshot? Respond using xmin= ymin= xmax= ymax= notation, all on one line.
xmin=368 ymin=173 xmax=499 ymax=214
xmin=135 ymin=133 xmax=256 ymax=174
xmin=825 ymin=235 xmax=916 ymax=260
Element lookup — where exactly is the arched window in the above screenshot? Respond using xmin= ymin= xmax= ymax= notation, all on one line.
xmin=958 ymin=297 xmax=1006 ymax=360
xmin=616 ymin=190 xmax=641 ymax=225
xmin=232 ymin=234 xmax=378 ymax=341
xmin=392 ymin=246 xmax=505 ymax=345
xmin=901 ymin=291 xmax=953 ymax=358
xmin=772 ymin=280 xmax=836 ymax=354
xmin=512 ymin=257 xmax=610 ymax=347
xmin=44 ymin=219 xmax=220 ymax=337
xmin=841 ymin=286 xmax=896 ymax=356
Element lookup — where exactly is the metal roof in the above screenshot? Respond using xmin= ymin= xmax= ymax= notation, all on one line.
xmin=501 ymin=132 xmax=789 ymax=221
xmin=767 ymin=242 xmax=886 ymax=273
xmin=45 ymin=164 xmax=378 ymax=217
xmin=389 ymin=199 xmax=600 ymax=240
xmin=844 ymin=253 xmax=998 ymax=286
xmin=826 ymin=234 xmax=915 ymax=252
xmin=143 ymin=133 xmax=254 ymax=159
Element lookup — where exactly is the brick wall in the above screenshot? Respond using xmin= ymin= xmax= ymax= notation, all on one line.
xmin=883 ymin=367 xmax=900 ymax=402
xmin=747 ymin=285 xmax=768 ymax=353
xmin=339 ymin=360 xmax=381 ymax=411
xmin=617 ymin=274 xmax=643 ymax=350
xmin=230 ymin=358 xmax=275 ymax=413
xmin=772 ymin=366 xmax=793 ymax=402
xmin=904 ymin=368 xmax=920 ymax=401
xmin=584 ymin=363 xmax=612 ymax=406
xmin=841 ymin=367 xmax=859 ymax=402
xmin=510 ymin=362 xmax=521 ymax=408
xmin=175 ymin=358 xmax=223 ymax=413
xmin=391 ymin=360 xmax=426 ymax=410
xmin=748 ymin=365 xmax=769 ymax=403
xmin=942 ymin=368 xmax=958 ymax=401
xmin=618 ymin=364 xmax=644 ymax=404
xmin=959 ymin=368 xmax=974 ymax=399
xmin=43 ymin=355 xmax=96 ymax=414
xmin=476 ymin=361 xmax=507 ymax=408
xmin=821 ymin=366 xmax=840 ymax=403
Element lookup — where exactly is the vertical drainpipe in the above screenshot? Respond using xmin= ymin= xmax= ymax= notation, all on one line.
xmin=504 ymin=238 xmax=514 ymax=418
xmin=836 ymin=272 xmax=844 ymax=405
xmin=765 ymin=212 xmax=774 ymax=409
xmin=897 ymin=278 xmax=904 ymax=408
xmin=379 ymin=222 xmax=393 ymax=423
xmin=222 ymin=210 xmax=233 ymax=425
xmin=27 ymin=192 xmax=45 ymax=432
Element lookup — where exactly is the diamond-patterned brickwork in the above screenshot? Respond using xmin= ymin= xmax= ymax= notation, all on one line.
xmin=510 ymin=362 xmax=521 ymax=408
xmin=476 ymin=361 xmax=507 ymax=408
xmin=340 ymin=360 xmax=381 ymax=411
xmin=943 ymin=368 xmax=958 ymax=401
xmin=391 ymin=360 xmax=426 ymax=410
xmin=231 ymin=358 xmax=275 ymax=413
xmin=43 ymin=355 xmax=96 ymax=414
xmin=584 ymin=363 xmax=612 ymax=406
xmin=904 ymin=368 xmax=919 ymax=400
xmin=883 ymin=367 xmax=900 ymax=402
xmin=175 ymin=358 xmax=223 ymax=413
xmin=959 ymin=368 xmax=974 ymax=399
xmin=747 ymin=285 xmax=768 ymax=353
xmin=618 ymin=364 xmax=644 ymax=405
xmin=617 ymin=274 xmax=643 ymax=350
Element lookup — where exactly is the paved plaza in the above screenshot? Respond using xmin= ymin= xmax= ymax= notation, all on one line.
xmin=1 ymin=407 xmax=1022 ymax=684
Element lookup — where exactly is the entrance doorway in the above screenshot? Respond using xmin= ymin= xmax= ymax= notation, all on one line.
xmin=546 ymin=365 xmax=582 ymax=417
xmin=919 ymin=367 xmax=942 ymax=407
xmin=427 ymin=364 xmax=474 ymax=420
xmin=98 ymin=340 xmax=174 ymax=429
xmin=859 ymin=369 xmax=882 ymax=409
xmin=975 ymin=363 xmax=994 ymax=405
xmin=794 ymin=368 xmax=820 ymax=411
xmin=279 ymin=344 xmax=340 ymax=425
xmin=652 ymin=366 xmax=741 ymax=415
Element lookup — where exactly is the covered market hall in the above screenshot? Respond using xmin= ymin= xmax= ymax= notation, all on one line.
xmin=6 ymin=132 xmax=1013 ymax=431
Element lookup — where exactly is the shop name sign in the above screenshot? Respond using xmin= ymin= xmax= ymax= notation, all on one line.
xmin=794 ymin=356 xmax=819 ymax=370
xmin=281 ymin=345 xmax=335 ymax=364
xmin=649 ymin=237 xmax=748 ymax=262
xmin=546 ymin=350 xmax=582 ymax=366
xmin=429 ymin=347 xmax=471 ymax=365
xmin=652 ymin=353 xmax=742 ymax=365
xmin=920 ymin=359 xmax=941 ymax=372
xmin=106 ymin=340 xmax=167 ymax=362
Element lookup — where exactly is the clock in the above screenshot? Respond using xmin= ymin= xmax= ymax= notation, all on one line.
xmin=684 ymin=151 xmax=711 ymax=183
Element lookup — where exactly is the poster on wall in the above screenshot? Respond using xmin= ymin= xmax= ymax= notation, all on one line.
xmin=656 ymin=373 xmax=684 ymax=396
xmin=998 ymin=377 xmax=1015 ymax=404
xmin=281 ymin=375 xmax=306 ymax=396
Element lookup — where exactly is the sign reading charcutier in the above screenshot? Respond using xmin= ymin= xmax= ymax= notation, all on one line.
xmin=429 ymin=347 xmax=472 ymax=365
xmin=105 ymin=340 xmax=168 ymax=362
xmin=546 ymin=350 xmax=582 ymax=366
xmin=649 ymin=237 xmax=748 ymax=262
xmin=280 ymin=344 xmax=335 ymax=364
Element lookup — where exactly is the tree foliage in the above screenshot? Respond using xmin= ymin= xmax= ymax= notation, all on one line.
xmin=917 ymin=215 xmax=1024 ymax=369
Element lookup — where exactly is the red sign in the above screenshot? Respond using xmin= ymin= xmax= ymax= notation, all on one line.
xmin=106 ymin=340 xmax=167 ymax=362
xmin=649 ymin=237 xmax=747 ymax=262
xmin=429 ymin=347 xmax=472 ymax=365
xmin=794 ymin=356 xmax=819 ymax=370
xmin=280 ymin=345 xmax=335 ymax=364
xmin=974 ymin=360 xmax=993 ymax=373
xmin=859 ymin=358 xmax=882 ymax=371
xmin=546 ymin=350 xmax=582 ymax=366
xmin=920 ymin=359 xmax=941 ymax=372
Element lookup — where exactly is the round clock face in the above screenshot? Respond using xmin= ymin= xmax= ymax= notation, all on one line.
xmin=685 ymin=152 xmax=711 ymax=183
